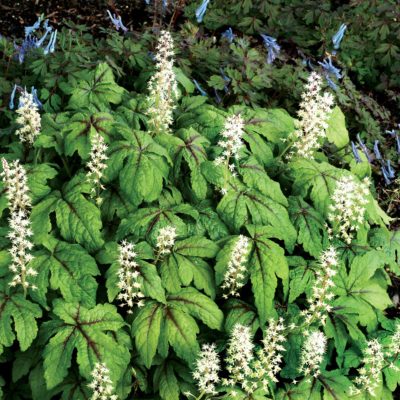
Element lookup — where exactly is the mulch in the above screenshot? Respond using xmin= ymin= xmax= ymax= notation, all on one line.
xmin=0 ymin=0 xmax=148 ymax=38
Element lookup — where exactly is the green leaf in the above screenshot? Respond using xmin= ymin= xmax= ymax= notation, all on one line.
xmin=117 ymin=203 xmax=198 ymax=242
xmin=243 ymin=108 xmax=295 ymax=144
xmin=167 ymin=288 xmax=224 ymax=330
xmin=289 ymin=196 xmax=326 ymax=257
xmin=290 ymin=159 xmax=346 ymax=217
xmin=239 ymin=156 xmax=288 ymax=206
xmin=369 ymin=228 xmax=400 ymax=274
xmin=326 ymin=106 xmax=349 ymax=148
xmin=56 ymin=182 xmax=104 ymax=252
xmin=154 ymin=362 xmax=180 ymax=400
xmin=64 ymin=112 xmax=113 ymax=158
xmin=247 ymin=225 xmax=289 ymax=325
xmin=29 ymin=237 xmax=99 ymax=308
xmin=176 ymin=104 xmax=226 ymax=141
xmin=174 ymin=67 xmax=195 ymax=94
xmin=26 ymin=164 xmax=58 ymax=204
xmin=160 ymin=237 xmax=218 ymax=296
xmin=334 ymin=251 xmax=392 ymax=330
xmin=217 ymin=181 xmax=296 ymax=250
xmin=107 ymin=129 xmax=171 ymax=205
xmin=288 ymin=258 xmax=314 ymax=303
xmin=224 ymin=298 xmax=260 ymax=334
xmin=194 ymin=203 xmax=229 ymax=241
xmin=174 ymin=128 xmax=209 ymax=199
xmin=32 ymin=176 xmax=104 ymax=251
xmin=43 ymin=300 xmax=129 ymax=389
xmin=164 ymin=306 xmax=199 ymax=364
xmin=69 ymin=62 xmax=124 ymax=109
xmin=0 ymin=281 xmax=42 ymax=352
xmin=173 ymin=236 xmax=219 ymax=258
xmin=132 ymin=301 xmax=163 ymax=368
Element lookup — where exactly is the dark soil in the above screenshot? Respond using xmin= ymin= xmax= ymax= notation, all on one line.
xmin=0 ymin=0 xmax=148 ymax=38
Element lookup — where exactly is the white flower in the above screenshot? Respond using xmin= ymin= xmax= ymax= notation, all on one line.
xmin=87 ymin=132 xmax=108 ymax=197
xmin=117 ymin=241 xmax=144 ymax=312
xmin=146 ymin=30 xmax=178 ymax=134
xmin=223 ymin=323 xmax=256 ymax=393
xmin=301 ymin=246 xmax=338 ymax=325
xmin=156 ymin=226 xmax=177 ymax=256
xmin=328 ymin=176 xmax=370 ymax=244
xmin=252 ymin=318 xmax=286 ymax=390
xmin=1 ymin=159 xmax=36 ymax=290
xmin=15 ymin=89 xmax=41 ymax=144
xmin=193 ymin=343 xmax=220 ymax=395
xmin=300 ymin=330 xmax=327 ymax=378
xmin=290 ymin=72 xmax=334 ymax=159
xmin=353 ymin=339 xmax=384 ymax=396
xmin=221 ymin=235 xmax=250 ymax=298
xmin=88 ymin=362 xmax=118 ymax=400
xmin=215 ymin=114 xmax=245 ymax=172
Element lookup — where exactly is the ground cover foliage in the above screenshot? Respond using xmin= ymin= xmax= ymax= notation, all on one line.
xmin=0 ymin=2 xmax=399 ymax=399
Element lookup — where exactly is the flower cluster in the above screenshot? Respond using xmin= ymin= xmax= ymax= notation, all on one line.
xmin=87 ymin=133 xmax=108 ymax=200
xmin=106 ymin=10 xmax=128 ymax=32
xmin=196 ymin=0 xmax=210 ymax=23
xmin=221 ymin=235 xmax=250 ymax=298
xmin=223 ymin=323 xmax=256 ymax=393
xmin=353 ymin=339 xmax=384 ymax=396
xmin=290 ymin=72 xmax=334 ymax=159
xmin=301 ymin=247 xmax=338 ymax=325
xmin=318 ymin=56 xmax=342 ymax=91
xmin=146 ymin=30 xmax=178 ymax=134
xmin=15 ymin=89 xmax=41 ymax=144
xmin=299 ymin=330 xmax=327 ymax=378
xmin=1 ymin=159 xmax=36 ymax=290
xmin=261 ymin=34 xmax=280 ymax=64
xmin=88 ymin=362 xmax=118 ymax=400
xmin=156 ymin=226 xmax=177 ymax=256
xmin=328 ymin=175 xmax=370 ymax=244
xmin=332 ymin=24 xmax=347 ymax=50
xmin=215 ymin=114 xmax=245 ymax=194
xmin=15 ymin=16 xmax=57 ymax=63
xmin=193 ymin=343 xmax=220 ymax=395
xmin=117 ymin=241 xmax=144 ymax=312
xmin=252 ymin=318 xmax=286 ymax=390
xmin=215 ymin=114 xmax=245 ymax=170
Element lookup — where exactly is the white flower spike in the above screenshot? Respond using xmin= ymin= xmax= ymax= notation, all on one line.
xmin=146 ymin=30 xmax=178 ymax=134
xmin=290 ymin=72 xmax=334 ymax=159
xmin=1 ymin=159 xmax=36 ymax=291
xmin=15 ymin=89 xmax=41 ymax=145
